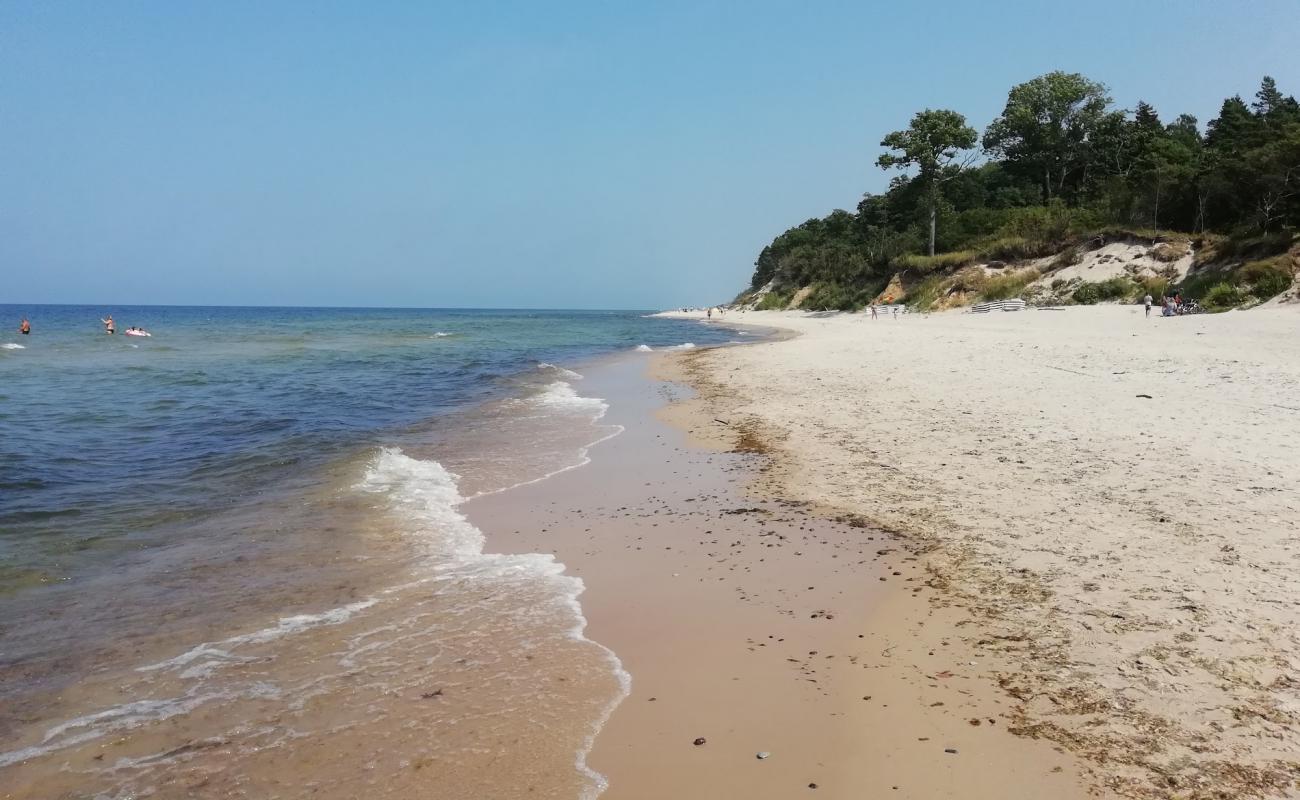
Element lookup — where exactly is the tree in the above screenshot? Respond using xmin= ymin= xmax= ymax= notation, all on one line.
xmin=876 ymin=109 xmax=978 ymax=256
xmin=1140 ymin=136 xmax=1196 ymax=230
xmin=1244 ymin=122 xmax=1300 ymax=230
xmin=1252 ymin=76 xmax=1300 ymax=123
xmin=982 ymin=71 xmax=1112 ymax=202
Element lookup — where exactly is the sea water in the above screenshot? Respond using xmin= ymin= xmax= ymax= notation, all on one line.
xmin=0 ymin=305 xmax=731 ymax=799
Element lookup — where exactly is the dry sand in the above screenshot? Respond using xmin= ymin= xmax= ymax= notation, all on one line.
xmin=655 ymin=304 xmax=1300 ymax=799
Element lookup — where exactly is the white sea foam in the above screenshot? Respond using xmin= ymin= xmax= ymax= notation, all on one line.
xmin=537 ymin=362 xmax=584 ymax=381
xmin=533 ymin=381 xmax=608 ymax=416
xmin=357 ymin=445 xmax=630 ymax=795
xmin=432 ymin=332 xmax=454 ymax=337
xmin=667 ymin=342 xmax=695 ymax=350
xmin=2 ymin=342 xmax=25 ymax=350
xmin=356 ymin=448 xmax=484 ymax=557
xmin=634 ymin=344 xmax=653 ymax=352
xmin=0 ymin=683 xmax=283 ymax=769
xmin=139 ymin=599 xmax=379 ymax=675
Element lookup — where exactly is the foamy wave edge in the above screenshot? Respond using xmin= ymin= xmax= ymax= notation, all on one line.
xmin=0 ymin=597 xmax=379 ymax=768
xmin=357 ymin=446 xmax=631 ymax=798
xmin=537 ymin=362 xmax=584 ymax=381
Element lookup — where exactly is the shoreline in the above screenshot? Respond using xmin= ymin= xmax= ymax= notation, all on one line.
xmin=466 ymin=348 xmax=1093 ymax=798
xmin=652 ymin=305 xmax=1300 ymax=798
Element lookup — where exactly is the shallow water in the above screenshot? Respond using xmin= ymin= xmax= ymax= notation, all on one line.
xmin=0 ymin=305 xmax=731 ymax=798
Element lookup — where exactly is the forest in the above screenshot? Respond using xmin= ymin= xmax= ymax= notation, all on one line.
xmin=744 ymin=73 xmax=1300 ymax=311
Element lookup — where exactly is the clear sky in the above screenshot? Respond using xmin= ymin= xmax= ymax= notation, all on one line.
xmin=4 ymin=1 xmax=1298 ymax=309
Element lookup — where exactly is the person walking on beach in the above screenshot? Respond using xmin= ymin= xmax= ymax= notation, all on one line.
xmin=707 ymin=307 xmax=713 ymax=319
xmin=1144 ymin=293 xmax=1153 ymax=318
xmin=19 ymin=318 xmax=30 ymax=335
xmin=870 ymin=304 xmax=878 ymax=320
xmin=101 ymin=315 xmax=115 ymax=335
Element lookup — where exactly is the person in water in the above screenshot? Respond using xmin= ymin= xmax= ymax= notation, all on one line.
xmin=101 ymin=315 xmax=115 ymax=334
xmin=19 ymin=318 xmax=30 ymax=335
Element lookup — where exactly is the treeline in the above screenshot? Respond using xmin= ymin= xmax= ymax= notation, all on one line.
xmin=747 ymin=72 xmax=1300 ymax=310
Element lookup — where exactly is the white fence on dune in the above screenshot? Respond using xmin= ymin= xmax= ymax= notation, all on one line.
xmin=970 ymin=299 xmax=1026 ymax=313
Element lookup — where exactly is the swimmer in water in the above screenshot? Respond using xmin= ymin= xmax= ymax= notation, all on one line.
xmin=20 ymin=318 xmax=30 ymax=335
xmin=101 ymin=315 xmax=115 ymax=335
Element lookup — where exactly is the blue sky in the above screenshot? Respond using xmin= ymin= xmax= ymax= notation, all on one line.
xmin=4 ymin=1 xmax=1298 ymax=309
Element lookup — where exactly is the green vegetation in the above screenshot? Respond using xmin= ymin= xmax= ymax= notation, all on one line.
xmin=755 ymin=287 xmax=794 ymax=310
xmin=891 ymin=250 xmax=977 ymax=273
xmin=1072 ymin=278 xmax=1134 ymax=305
xmin=1201 ymin=282 xmax=1244 ymax=310
xmin=1237 ymin=258 xmax=1294 ymax=297
xmin=747 ymin=73 xmax=1300 ymax=311
xmin=982 ymin=269 xmax=1040 ymax=301
xmin=877 ymin=109 xmax=979 ymax=256
xmin=904 ymin=275 xmax=944 ymax=310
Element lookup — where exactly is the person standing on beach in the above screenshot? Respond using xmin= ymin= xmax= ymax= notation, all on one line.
xmin=19 ymin=318 xmax=30 ymax=335
xmin=1144 ymin=293 xmax=1153 ymax=317
xmin=101 ymin=315 xmax=115 ymax=334
xmin=870 ymin=304 xmax=878 ymax=320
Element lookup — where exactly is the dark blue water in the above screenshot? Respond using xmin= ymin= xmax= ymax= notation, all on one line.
xmin=0 ymin=305 xmax=730 ymax=592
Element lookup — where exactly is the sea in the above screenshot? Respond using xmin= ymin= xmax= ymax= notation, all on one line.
xmin=0 ymin=305 xmax=733 ymax=799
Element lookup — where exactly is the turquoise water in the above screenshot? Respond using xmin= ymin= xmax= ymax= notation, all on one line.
xmin=0 ymin=305 xmax=732 ymax=798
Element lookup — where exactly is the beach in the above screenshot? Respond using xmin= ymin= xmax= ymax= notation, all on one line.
xmin=652 ymin=304 xmax=1300 ymax=798
xmin=466 ymin=354 xmax=1090 ymax=799
xmin=5 ymin=303 xmax=1298 ymax=799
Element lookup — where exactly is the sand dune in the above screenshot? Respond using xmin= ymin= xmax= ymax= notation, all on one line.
xmin=661 ymin=304 xmax=1300 ymax=798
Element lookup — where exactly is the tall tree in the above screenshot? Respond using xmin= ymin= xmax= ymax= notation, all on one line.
xmin=1252 ymin=76 xmax=1300 ymax=122
xmin=876 ymin=109 xmax=978 ymax=256
xmin=982 ymin=71 xmax=1112 ymax=202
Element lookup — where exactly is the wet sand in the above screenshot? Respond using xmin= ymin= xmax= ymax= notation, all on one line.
xmin=466 ymin=354 xmax=1093 ymax=798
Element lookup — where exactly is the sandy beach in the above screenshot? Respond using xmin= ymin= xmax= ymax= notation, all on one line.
xmin=650 ymin=305 xmax=1300 ymax=798
xmin=466 ymin=354 xmax=1093 ymax=799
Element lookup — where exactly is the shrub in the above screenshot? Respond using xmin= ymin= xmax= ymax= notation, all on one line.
xmin=891 ymin=250 xmax=978 ymax=274
xmin=1047 ymin=246 xmax=1081 ymax=271
xmin=947 ymin=266 xmax=988 ymax=294
xmin=755 ymin=288 xmax=793 ymax=310
xmin=801 ymin=282 xmax=846 ymax=311
xmin=1150 ymin=241 xmax=1191 ymax=262
xmin=1236 ymin=257 xmax=1294 ymax=299
xmin=1072 ymin=277 xmax=1133 ymax=305
xmin=1213 ymin=230 xmax=1294 ymax=260
xmin=1201 ymin=282 xmax=1243 ymax=310
xmin=977 ymin=236 xmax=1052 ymax=261
xmin=981 ymin=269 xmax=1040 ymax=301
xmin=1002 ymin=202 xmax=1102 ymax=246
xmin=1139 ymin=275 xmax=1170 ymax=301
xmin=905 ymin=275 xmax=944 ymax=310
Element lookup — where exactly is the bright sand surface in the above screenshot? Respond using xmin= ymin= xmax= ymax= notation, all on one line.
xmin=466 ymin=356 xmax=1093 ymax=799
xmin=653 ymin=305 xmax=1300 ymax=799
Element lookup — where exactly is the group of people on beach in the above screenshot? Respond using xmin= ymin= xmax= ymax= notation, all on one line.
xmin=1143 ymin=293 xmax=1193 ymax=317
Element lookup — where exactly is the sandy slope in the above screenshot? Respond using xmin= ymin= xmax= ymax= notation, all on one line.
xmin=659 ymin=305 xmax=1300 ymax=799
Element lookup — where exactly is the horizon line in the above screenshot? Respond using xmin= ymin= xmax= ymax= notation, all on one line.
xmin=0 ymin=302 xmax=672 ymax=313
